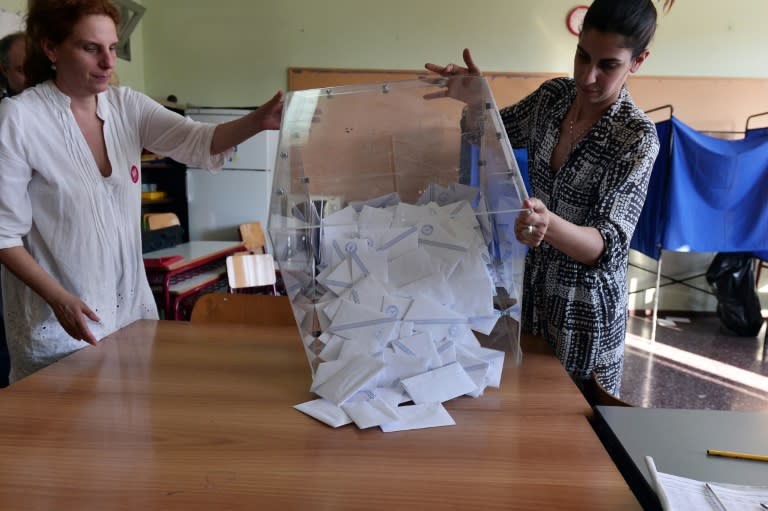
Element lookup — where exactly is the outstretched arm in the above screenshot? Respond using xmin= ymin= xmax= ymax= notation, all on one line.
xmin=210 ymin=90 xmax=284 ymax=155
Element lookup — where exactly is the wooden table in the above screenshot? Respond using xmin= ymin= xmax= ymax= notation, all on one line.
xmin=0 ymin=321 xmax=640 ymax=510
xmin=593 ymin=406 xmax=768 ymax=511
xmin=143 ymin=241 xmax=245 ymax=319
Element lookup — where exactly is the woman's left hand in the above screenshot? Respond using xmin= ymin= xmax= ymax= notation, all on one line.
xmin=515 ymin=197 xmax=549 ymax=247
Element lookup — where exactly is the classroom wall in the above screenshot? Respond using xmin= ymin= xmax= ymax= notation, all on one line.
xmin=138 ymin=0 xmax=768 ymax=107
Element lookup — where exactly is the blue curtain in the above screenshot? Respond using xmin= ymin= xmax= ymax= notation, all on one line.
xmin=631 ymin=117 xmax=768 ymax=259
xmin=630 ymin=119 xmax=672 ymax=260
xmin=663 ymin=117 xmax=768 ymax=253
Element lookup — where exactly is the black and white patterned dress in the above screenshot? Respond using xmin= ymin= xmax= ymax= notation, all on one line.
xmin=500 ymin=77 xmax=659 ymax=394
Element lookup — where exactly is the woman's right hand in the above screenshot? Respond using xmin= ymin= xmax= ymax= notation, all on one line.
xmin=423 ymin=49 xmax=484 ymax=105
xmin=0 ymin=246 xmax=100 ymax=346
xmin=49 ymin=291 xmax=100 ymax=346
xmin=424 ymin=48 xmax=482 ymax=77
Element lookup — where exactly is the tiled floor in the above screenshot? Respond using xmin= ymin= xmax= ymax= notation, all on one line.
xmin=620 ymin=264 xmax=768 ymax=411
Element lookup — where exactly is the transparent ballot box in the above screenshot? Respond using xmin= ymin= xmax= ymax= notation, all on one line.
xmin=268 ymin=76 xmax=529 ymax=379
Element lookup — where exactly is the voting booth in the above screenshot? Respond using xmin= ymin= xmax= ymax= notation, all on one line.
xmin=267 ymin=77 xmax=530 ymax=430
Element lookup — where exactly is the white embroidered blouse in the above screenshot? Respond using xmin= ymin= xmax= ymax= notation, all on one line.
xmin=0 ymin=81 xmax=229 ymax=382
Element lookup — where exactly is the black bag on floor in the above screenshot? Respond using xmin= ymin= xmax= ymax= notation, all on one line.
xmin=705 ymin=252 xmax=764 ymax=337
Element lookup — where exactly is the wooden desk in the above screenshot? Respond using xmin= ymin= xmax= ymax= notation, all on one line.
xmin=143 ymin=241 xmax=245 ymax=319
xmin=0 ymin=321 xmax=640 ymax=510
xmin=593 ymin=406 xmax=768 ymax=511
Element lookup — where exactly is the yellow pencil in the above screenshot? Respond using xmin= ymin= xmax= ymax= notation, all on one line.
xmin=707 ymin=449 xmax=768 ymax=462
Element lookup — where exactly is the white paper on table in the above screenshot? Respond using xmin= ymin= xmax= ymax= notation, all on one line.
xmin=448 ymin=247 xmax=496 ymax=320
xmin=322 ymin=204 xmax=359 ymax=230
xmin=341 ymin=391 xmax=401 ymax=429
xmin=468 ymin=314 xmax=500 ymax=337
xmin=310 ymin=359 xmax=348 ymax=392
xmin=397 ymin=272 xmax=455 ymax=309
xmin=350 ymin=192 xmax=400 ymax=211
xmin=372 ymin=226 xmax=420 ymax=261
xmin=388 ymin=248 xmax=435 ymax=288
xmin=417 ymin=222 xmax=471 ymax=277
xmin=473 ymin=195 xmax=492 ymax=243
xmin=319 ymin=258 xmax=355 ymax=296
xmin=320 ymin=206 xmax=359 ymax=265
xmin=294 ymin=398 xmax=352 ymax=428
xmin=645 ymin=456 xmax=768 ymax=511
xmin=480 ymin=347 xmax=505 ymax=388
xmin=391 ymin=332 xmax=441 ymax=369
xmin=338 ymin=274 xmax=387 ymax=311
xmin=380 ymin=403 xmax=456 ymax=432
xmin=380 ymin=294 xmax=413 ymax=321
xmin=338 ymin=336 xmax=385 ymax=359
xmin=400 ymin=362 xmax=477 ymax=404
xmin=328 ymin=299 xmax=399 ymax=344
xmin=315 ymin=262 xmax=336 ymax=286
xmin=322 ymin=294 xmax=343 ymax=315
xmin=312 ymin=355 xmax=385 ymax=405
xmin=456 ymin=349 xmax=489 ymax=397
xmin=437 ymin=200 xmax=480 ymax=231
xmin=378 ymin=351 xmax=430 ymax=388
xmin=416 ymin=183 xmax=450 ymax=205
xmin=435 ymin=339 xmax=457 ymax=366
xmin=348 ymin=249 xmax=389 ymax=284
xmin=358 ymin=205 xmax=394 ymax=228
xmin=325 ymin=235 xmax=357 ymax=269
xmin=457 ymin=343 xmax=505 ymax=389
xmin=398 ymin=320 xmax=415 ymax=338
xmin=418 ymin=183 xmax=478 ymax=207
xmin=301 ymin=333 xmax=317 ymax=350
xmin=374 ymin=386 xmax=411 ymax=407
xmin=402 ymin=295 xmax=470 ymax=342
xmin=317 ymin=334 xmax=346 ymax=362
xmin=453 ymin=328 xmax=483 ymax=349
xmin=391 ymin=202 xmax=436 ymax=228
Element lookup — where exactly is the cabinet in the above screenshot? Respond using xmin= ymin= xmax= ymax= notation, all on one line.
xmin=141 ymin=156 xmax=189 ymax=243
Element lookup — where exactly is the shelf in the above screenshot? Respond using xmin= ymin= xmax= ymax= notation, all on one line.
xmin=142 ymin=198 xmax=173 ymax=206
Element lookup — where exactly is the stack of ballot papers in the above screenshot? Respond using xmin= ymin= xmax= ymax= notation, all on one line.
xmin=289 ymin=183 xmax=524 ymax=432
xmin=645 ymin=456 xmax=768 ymax=510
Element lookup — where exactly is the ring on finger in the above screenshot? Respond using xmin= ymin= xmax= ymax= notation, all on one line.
xmin=524 ymin=225 xmax=535 ymax=236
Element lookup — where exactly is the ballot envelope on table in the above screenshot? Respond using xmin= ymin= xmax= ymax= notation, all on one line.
xmin=267 ymin=76 xmax=529 ymax=384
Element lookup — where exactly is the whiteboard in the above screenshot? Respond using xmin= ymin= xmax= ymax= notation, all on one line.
xmin=0 ymin=8 xmax=23 ymax=38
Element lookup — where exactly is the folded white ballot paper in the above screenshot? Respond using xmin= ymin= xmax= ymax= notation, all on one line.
xmin=645 ymin=456 xmax=768 ymax=511
xmin=400 ymin=362 xmax=478 ymax=404
xmin=292 ymin=192 xmax=519 ymax=432
xmin=380 ymin=403 xmax=456 ymax=433
xmin=312 ymin=355 xmax=384 ymax=405
xmin=294 ymin=398 xmax=353 ymax=428
xmin=341 ymin=392 xmax=401 ymax=429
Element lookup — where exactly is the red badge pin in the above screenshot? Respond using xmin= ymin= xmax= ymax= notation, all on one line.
xmin=130 ymin=164 xmax=139 ymax=183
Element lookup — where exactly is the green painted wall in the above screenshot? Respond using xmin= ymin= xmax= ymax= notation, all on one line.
xmin=5 ymin=0 xmax=768 ymax=107
xmin=139 ymin=0 xmax=768 ymax=107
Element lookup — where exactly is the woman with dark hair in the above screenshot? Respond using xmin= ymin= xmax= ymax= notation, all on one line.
xmin=0 ymin=0 xmax=283 ymax=382
xmin=426 ymin=0 xmax=674 ymax=396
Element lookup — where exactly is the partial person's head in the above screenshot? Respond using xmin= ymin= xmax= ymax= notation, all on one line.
xmin=0 ymin=32 xmax=26 ymax=95
xmin=25 ymin=0 xmax=120 ymax=93
xmin=573 ymin=0 xmax=674 ymax=108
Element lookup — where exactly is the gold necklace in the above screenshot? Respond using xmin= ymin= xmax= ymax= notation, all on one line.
xmin=568 ymin=116 xmax=593 ymax=154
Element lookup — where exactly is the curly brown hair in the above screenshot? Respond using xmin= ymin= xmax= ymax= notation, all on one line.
xmin=24 ymin=0 xmax=120 ymax=87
